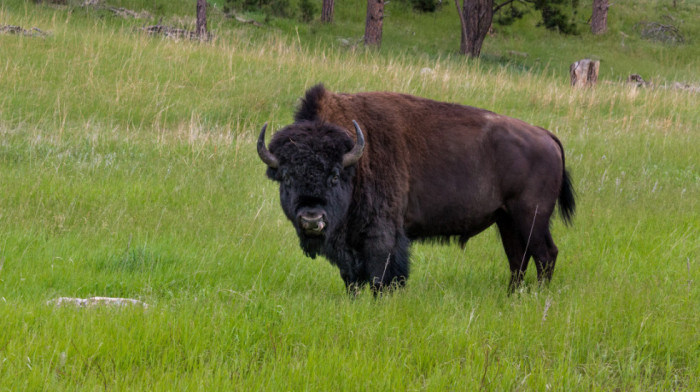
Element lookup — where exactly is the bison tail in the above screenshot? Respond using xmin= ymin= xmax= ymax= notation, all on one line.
xmin=551 ymin=134 xmax=576 ymax=225
xmin=559 ymin=168 xmax=576 ymax=226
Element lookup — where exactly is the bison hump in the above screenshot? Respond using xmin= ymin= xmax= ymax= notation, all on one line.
xmin=294 ymin=84 xmax=326 ymax=122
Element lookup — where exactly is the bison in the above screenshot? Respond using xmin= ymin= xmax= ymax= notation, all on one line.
xmin=257 ymin=84 xmax=575 ymax=293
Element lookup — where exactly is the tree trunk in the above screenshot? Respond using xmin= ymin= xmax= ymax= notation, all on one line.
xmin=455 ymin=0 xmax=493 ymax=58
xmin=364 ymin=0 xmax=384 ymax=47
xmin=196 ymin=0 xmax=207 ymax=39
xmin=570 ymin=59 xmax=600 ymax=88
xmin=591 ymin=0 xmax=609 ymax=35
xmin=321 ymin=0 xmax=335 ymax=23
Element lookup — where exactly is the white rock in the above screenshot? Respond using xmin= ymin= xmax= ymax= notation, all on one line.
xmin=48 ymin=297 xmax=149 ymax=308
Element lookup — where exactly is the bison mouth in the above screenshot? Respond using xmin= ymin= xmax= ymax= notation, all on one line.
xmin=303 ymin=223 xmax=325 ymax=236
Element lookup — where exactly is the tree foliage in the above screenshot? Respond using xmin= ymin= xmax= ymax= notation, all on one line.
xmin=407 ymin=0 xmax=580 ymax=35
xmin=223 ymin=0 xmax=293 ymax=18
xmin=298 ymin=0 xmax=316 ymax=22
xmin=404 ymin=0 xmax=443 ymax=12
xmin=494 ymin=0 xmax=580 ymax=35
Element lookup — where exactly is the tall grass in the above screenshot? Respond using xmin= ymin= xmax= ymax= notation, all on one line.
xmin=1 ymin=1 xmax=698 ymax=390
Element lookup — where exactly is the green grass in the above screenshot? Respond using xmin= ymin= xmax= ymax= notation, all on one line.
xmin=1 ymin=0 xmax=699 ymax=390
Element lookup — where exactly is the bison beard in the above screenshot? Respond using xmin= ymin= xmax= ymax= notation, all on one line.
xmin=258 ymin=84 xmax=575 ymax=294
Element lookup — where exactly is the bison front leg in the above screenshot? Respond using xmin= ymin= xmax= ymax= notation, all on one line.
xmin=344 ymin=281 xmax=363 ymax=297
xmin=363 ymin=231 xmax=411 ymax=293
xmin=338 ymin=261 xmax=366 ymax=296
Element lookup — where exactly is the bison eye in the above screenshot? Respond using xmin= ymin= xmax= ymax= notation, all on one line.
xmin=330 ymin=174 xmax=339 ymax=186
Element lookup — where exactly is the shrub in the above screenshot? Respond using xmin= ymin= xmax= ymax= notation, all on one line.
xmin=223 ymin=0 xmax=293 ymax=18
xmin=298 ymin=0 xmax=316 ymax=22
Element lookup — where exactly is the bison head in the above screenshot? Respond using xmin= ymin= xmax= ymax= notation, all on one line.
xmin=257 ymin=120 xmax=364 ymax=258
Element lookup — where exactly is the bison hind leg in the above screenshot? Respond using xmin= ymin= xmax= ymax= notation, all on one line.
xmin=499 ymin=204 xmax=560 ymax=293
xmin=496 ymin=205 xmax=558 ymax=293
xmin=496 ymin=215 xmax=530 ymax=293
xmin=533 ymin=229 xmax=558 ymax=284
xmin=516 ymin=210 xmax=559 ymax=286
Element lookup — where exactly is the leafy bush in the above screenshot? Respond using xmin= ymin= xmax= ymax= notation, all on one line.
xmin=495 ymin=0 xmax=580 ymax=35
xmin=298 ymin=0 xmax=316 ymax=22
xmin=395 ymin=0 xmax=442 ymax=13
xmin=534 ymin=0 xmax=579 ymax=34
xmin=411 ymin=0 xmax=441 ymax=13
xmin=223 ymin=0 xmax=293 ymax=18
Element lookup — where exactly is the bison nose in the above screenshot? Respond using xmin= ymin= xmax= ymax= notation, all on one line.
xmin=298 ymin=212 xmax=326 ymax=235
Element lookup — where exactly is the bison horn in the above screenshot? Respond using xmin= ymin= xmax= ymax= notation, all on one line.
xmin=342 ymin=120 xmax=365 ymax=168
xmin=257 ymin=123 xmax=279 ymax=169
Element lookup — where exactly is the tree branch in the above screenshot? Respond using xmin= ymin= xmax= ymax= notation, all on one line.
xmin=493 ymin=0 xmax=517 ymax=14
xmin=454 ymin=0 xmax=467 ymax=42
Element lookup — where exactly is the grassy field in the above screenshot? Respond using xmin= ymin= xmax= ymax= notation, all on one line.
xmin=1 ymin=0 xmax=698 ymax=390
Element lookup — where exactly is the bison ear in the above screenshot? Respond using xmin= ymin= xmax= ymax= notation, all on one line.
xmin=342 ymin=120 xmax=365 ymax=168
xmin=265 ymin=166 xmax=278 ymax=181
